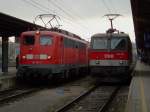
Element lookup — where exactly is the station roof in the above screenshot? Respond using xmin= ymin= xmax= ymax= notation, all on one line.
xmin=0 ymin=12 xmax=43 ymax=37
xmin=131 ymin=0 xmax=150 ymax=48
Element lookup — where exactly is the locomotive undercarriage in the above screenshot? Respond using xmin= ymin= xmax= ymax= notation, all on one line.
xmin=16 ymin=64 xmax=88 ymax=80
xmin=90 ymin=66 xmax=131 ymax=76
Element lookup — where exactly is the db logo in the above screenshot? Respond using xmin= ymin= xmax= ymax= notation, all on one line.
xmin=104 ymin=54 xmax=114 ymax=59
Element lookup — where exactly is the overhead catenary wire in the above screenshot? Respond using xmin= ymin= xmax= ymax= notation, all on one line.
xmin=54 ymin=0 xmax=85 ymax=20
xmin=47 ymin=0 xmax=76 ymax=21
xmin=26 ymin=0 xmax=75 ymax=22
xmin=22 ymin=0 xmax=72 ymax=22
xmin=108 ymin=0 xmax=117 ymax=13
xmin=22 ymin=0 xmax=89 ymax=30
xmin=102 ymin=0 xmax=112 ymax=13
xmin=21 ymin=0 xmax=50 ymax=13
xmin=54 ymin=0 xmax=92 ymax=29
xmin=47 ymin=0 xmax=90 ymax=32
xmin=21 ymin=0 xmax=91 ymax=39
xmin=30 ymin=0 xmax=56 ymax=13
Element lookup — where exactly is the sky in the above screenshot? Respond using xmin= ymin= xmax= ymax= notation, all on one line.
xmin=0 ymin=0 xmax=135 ymax=42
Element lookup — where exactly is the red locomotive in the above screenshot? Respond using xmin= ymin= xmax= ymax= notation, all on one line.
xmin=89 ymin=14 xmax=133 ymax=80
xmin=17 ymin=29 xmax=89 ymax=80
xmin=17 ymin=14 xmax=89 ymax=80
xmin=89 ymin=33 xmax=133 ymax=78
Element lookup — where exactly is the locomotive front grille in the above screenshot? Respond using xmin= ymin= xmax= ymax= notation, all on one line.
xmin=90 ymin=66 xmax=130 ymax=75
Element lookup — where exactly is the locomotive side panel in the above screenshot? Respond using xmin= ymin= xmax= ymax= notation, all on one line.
xmin=62 ymin=37 xmax=87 ymax=71
xmin=17 ymin=31 xmax=89 ymax=80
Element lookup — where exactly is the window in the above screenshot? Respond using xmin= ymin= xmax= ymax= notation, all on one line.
xmin=64 ymin=37 xmax=76 ymax=48
xmin=23 ymin=36 xmax=35 ymax=45
xmin=79 ymin=43 xmax=85 ymax=48
xmin=92 ymin=38 xmax=108 ymax=49
xmin=64 ymin=38 xmax=68 ymax=47
xmin=40 ymin=36 xmax=52 ymax=45
xmin=111 ymin=38 xmax=126 ymax=50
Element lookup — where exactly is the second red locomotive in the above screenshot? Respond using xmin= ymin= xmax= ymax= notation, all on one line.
xmin=17 ymin=29 xmax=89 ymax=80
xmin=89 ymin=32 xmax=133 ymax=79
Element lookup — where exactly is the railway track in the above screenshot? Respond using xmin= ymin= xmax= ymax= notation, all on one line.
xmin=0 ymin=87 xmax=41 ymax=104
xmin=55 ymin=85 xmax=121 ymax=112
xmin=0 ymin=88 xmax=17 ymax=95
xmin=0 ymin=75 xmax=95 ymax=106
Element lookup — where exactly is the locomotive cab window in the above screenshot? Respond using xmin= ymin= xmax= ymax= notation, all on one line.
xmin=23 ymin=36 xmax=35 ymax=45
xmin=40 ymin=36 xmax=52 ymax=45
xmin=92 ymin=38 xmax=108 ymax=49
xmin=111 ymin=38 xmax=127 ymax=50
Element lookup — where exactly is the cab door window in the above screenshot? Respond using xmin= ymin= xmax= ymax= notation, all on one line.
xmin=23 ymin=36 xmax=35 ymax=45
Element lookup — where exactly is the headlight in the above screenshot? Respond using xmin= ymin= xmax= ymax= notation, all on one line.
xmin=47 ymin=56 xmax=51 ymax=59
xmin=22 ymin=56 xmax=26 ymax=59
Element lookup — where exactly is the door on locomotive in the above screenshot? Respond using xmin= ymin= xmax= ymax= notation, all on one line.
xmin=90 ymin=33 xmax=132 ymax=76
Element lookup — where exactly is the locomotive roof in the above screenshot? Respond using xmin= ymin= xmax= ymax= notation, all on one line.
xmin=21 ymin=30 xmax=88 ymax=44
xmin=91 ymin=33 xmax=129 ymax=38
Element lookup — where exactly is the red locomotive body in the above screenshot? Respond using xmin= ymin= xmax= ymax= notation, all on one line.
xmin=89 ymin=33 xmax=133 ymax=78
xmin=17 ymin=30 xmax=88 ymax=79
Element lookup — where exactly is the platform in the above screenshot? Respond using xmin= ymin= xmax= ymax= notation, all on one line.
xmin=126 ymin=60 xmax=150 ymax=112
xmin=0 ymin=67 xmax=17 ymax=90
